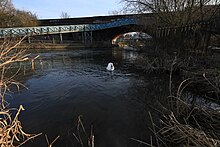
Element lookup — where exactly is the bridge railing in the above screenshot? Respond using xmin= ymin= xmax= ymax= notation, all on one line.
xmin=0 ymin=18 xmax=137 ymax=38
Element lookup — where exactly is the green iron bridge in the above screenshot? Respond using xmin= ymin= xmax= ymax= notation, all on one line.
xmin=0 ymin=18 xmax=137 ymax=38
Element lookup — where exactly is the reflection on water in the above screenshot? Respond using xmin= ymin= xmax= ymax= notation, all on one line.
xmin=112 ymin=48 xmax=139 ymax=62
xmin=8 ymin=48 xmax=169 ymax=147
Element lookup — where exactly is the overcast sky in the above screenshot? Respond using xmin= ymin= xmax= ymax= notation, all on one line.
xmin=13 ymin=0 xmax=122 ymax=19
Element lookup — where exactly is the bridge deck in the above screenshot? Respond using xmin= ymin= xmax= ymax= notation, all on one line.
xmin=0 ymin=18 xmax=137 ymax=38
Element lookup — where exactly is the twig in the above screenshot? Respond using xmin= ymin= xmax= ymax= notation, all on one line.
xmin=45 ymin=134 xmax=60 ymax=147
xmin=149 ymin=111 xmax=159 ymax=146
xmin=130 ymin=138 xmax=156 ymax=146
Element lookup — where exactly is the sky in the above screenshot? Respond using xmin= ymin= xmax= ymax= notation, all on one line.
xmin=13 ymin=0 xmax=122 ymax=19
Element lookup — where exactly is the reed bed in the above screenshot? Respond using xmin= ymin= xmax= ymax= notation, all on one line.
xmin=184 ymin=73 xmax=220 ymax=103
xmin=158 ymin=111 xmax=220 ymax=147
xmin=131 ymin=51 xmax=220 ymax=146
xmin=151 ymin=78 xmax=220 ymax=147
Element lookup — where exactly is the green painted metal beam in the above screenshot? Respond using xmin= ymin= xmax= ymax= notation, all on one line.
xmin=0 ymin=18 xmax=137 ymax=38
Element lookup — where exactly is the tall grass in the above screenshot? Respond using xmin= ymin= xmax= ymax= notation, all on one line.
xmin=149 ymin=66 xmax=220 ymax=146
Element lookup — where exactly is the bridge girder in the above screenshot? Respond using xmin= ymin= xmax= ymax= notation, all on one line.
xmin=0 ymin=18 xmax=138 ymax=38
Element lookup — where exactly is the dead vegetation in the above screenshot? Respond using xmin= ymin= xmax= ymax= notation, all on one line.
xmin=132 ymin=51 xmax=220 ymax=146
xmin=45 ymin=135 xmax=60 ymax=147
xmin=0 ymin=37 xmax=29 ymax=107
xmin=0 ymin=37 xmax=42 ymax=146
xmin=148 ymin=72 xmax=220 ymax=147
xmin=183 ymin=73 xmax=220 ymax=104
xmin=72 ymin=115 xmax=95 ymax=147
xmin=0 ymin=105 xmax=42 ymax=146
xmin=157 ymin=110 xmax=220 ymax=147
xmin=151 ymin=94 xmax=220 ymax=146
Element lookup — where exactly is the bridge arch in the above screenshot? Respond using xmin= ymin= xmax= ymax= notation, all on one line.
xmin=112 ymin=31 xmax=152 ymax=44
xmin=90 ymin=22 xmax=153 ymax=41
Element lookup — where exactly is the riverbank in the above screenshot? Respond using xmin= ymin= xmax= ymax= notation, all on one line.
xmin=16 ymin=41 xmax=114 ymax=50
xmin=132 ymin=49 xmax=220 ymax=146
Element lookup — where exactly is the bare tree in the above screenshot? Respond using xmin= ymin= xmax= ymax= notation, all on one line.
xmin=120 ymin=0 xmax=220 ymax=53
xmin=13 ymin=10 xmax=38 ymax=27
xmin=121 ymin=0 xmax=220 ymax=27
xmin=60 ymin=11 xmax=70 ymax=18
xmin=0 ymin=0 xmax=14 ymax=11
xmin=0 ymin=0 xmax=38 ymax=27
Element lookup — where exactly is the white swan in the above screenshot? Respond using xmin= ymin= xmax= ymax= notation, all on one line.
xmin=106 ymin=62 xmax=115 ymax=71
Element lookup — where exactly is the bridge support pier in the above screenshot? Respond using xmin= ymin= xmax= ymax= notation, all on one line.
xmin=82 ymin=31 xmax=92 ymax=44
xmin=59 ymin=33 xmax=63 ymax=44
xmin=52 ymin=35 xmax=55 ymax=44
xmin=28 ymin=36 xmax=31 ymax=43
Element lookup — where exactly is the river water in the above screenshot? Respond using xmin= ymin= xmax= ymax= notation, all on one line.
xmin=8 ymin=48 xmax=169 ymax=147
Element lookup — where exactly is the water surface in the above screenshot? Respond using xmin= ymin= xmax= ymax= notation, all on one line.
xmin=9 ymin=48 xmax=169 ymax=147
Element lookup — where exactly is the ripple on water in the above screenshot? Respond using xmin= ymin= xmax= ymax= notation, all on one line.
xmin=9 ymin=48 xmax=156 ymax=147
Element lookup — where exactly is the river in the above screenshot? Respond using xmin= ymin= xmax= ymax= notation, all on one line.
xmin=8 ymin=48 xmax=169 ymax=147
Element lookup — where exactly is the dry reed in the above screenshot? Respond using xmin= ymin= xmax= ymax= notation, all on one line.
xmin=73 ymin=115 xmax=95 ymax=147
xmin=45 ymin=134 xmax=60 ymax=147
xmin=0 ymin=105 xmax=42 ymax=147
xmin=150 ymin=77 xmax=220 ymax=147
xmin=0 ymin=37 xmax=29 ymax=107
xmin=0 ymin=37 xmax=41 ymax=146
xmin=158 ymin=112 xmax=220 ymax=147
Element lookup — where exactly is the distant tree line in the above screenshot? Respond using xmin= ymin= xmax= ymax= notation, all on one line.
xmin=0 ymin=0 xmax=38 ymax=27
